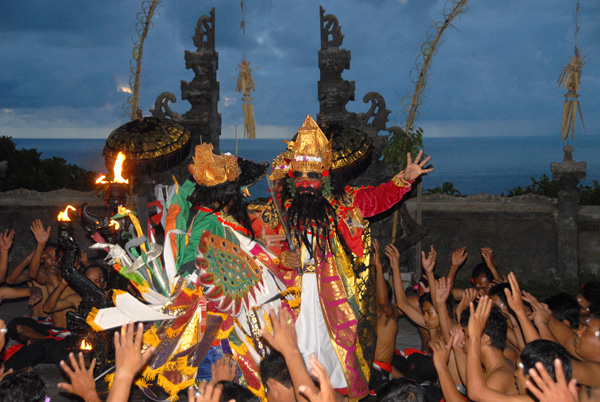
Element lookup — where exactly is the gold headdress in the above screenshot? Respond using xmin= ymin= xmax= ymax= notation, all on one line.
xmin=188 ymin=143 xmax=239 ymax=187
xmin=269 ymin=148 xmax=292 ymax=181
xmin=288 ymin=115 xmax=332 ymax=174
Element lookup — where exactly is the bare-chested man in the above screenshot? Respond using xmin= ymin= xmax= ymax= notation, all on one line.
xmin=0 ymin=229 xmax=43 ymax=307
xmin=461 ymin=299 xmax=518 ymax=396
xmin=6 ymin=220 xmax=64 ymax=343
xmin=370 ymin=240 xmax=400 ymax=391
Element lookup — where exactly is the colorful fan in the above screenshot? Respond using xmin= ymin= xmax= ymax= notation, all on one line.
xmin=196 ymin=230 xmax=264 ymax=316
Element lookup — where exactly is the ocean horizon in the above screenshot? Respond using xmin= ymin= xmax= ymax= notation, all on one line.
xmin=11 ymin=135 xmax=600 ymax=196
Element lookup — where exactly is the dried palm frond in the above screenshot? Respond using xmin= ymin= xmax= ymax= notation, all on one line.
xmin=558 ymin=47 xmax=586 ymax=140
xmin=123 ymin=0 xmax=161 ymax=120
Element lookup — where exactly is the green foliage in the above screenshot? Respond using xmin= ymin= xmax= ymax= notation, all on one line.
xmin=502 ymin=174 xmax=600 ymax=205
xmin=578 ymin=180 xmax=600 ymax=205
xmin=501 ymin=174 xmax=560 ymax=198
xmin=0 ymin=136 xmax=97 ymax=192
xmin=382 ymin=127 xmax=424 ymax=171
xmin=424 ymin=182 xmax=462 ymax=196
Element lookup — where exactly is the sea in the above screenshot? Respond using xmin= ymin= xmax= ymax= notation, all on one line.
xmin=11 ymin=135 xmax=600 ymax=197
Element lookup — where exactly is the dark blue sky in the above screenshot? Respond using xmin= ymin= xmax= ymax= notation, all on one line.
xmin=0 ymin=0 xmax=598 ymax=139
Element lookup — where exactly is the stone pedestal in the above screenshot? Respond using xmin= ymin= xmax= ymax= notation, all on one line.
xmin=551 ymin=144 xmax=586 ymax=282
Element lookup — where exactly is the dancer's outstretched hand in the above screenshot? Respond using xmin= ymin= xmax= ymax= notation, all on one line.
xmin=395 ymin=150 xmax=433 ymax=182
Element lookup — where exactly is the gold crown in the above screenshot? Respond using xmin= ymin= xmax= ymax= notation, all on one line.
xmin=188 ymin=143 xmax=239 ymax=187
xmin=269 ymin=148 xmax=292 ymax=181
xmin=288 ymin=115 xmax=332 ymax=174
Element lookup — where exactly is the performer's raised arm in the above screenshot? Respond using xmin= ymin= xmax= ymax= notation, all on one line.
xmin=354 ymin=151 xmax=433 ymax=218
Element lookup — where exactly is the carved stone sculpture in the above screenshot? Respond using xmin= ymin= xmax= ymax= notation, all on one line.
xmin=150 ymin=8 xmax=221 ymax=152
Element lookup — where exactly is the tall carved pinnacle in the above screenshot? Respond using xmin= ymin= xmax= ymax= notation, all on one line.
xmin=180 ymin=8 xmax=221 ymax=151
xmin=320 ymin=6 xmax=344 ymax=49
xmin=193 ymin=7 xmax=215 ymax=50
xmin=318 ymin=6 xmax=354 ymax=126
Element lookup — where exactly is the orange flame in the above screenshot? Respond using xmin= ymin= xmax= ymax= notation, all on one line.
xmin=95 ymin=152 xmax=129 ymax=185
xmin=57 ymin=205 xmax=76 ymax=221
xmin=80 ymin=339 xmax=93 ymax=350
xmin=109 ymin=220 xmax=120 ymax=230
xmin=113 ymin=152 xmax=129 ymax=184
xmin=95 ymin=174 xmax=108 ymax=184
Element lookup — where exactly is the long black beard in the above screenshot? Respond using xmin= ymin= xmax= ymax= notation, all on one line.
xmin=286 ymin=191 xmax=338 ymax=259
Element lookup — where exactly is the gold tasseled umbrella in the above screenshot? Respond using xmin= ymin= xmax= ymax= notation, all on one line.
xmin=103 ymin=116 xmax=191 ymax=176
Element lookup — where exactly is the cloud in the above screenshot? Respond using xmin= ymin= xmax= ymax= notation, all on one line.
xmin=0 ymin=0 xmax=598 ymax=140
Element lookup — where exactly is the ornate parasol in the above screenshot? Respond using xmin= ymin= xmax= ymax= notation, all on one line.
xmin=103 ymin=115 xmax=191 ymax=176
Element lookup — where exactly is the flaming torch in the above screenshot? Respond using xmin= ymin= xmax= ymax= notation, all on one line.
xmin=80 ymin=339 xmax=93 ymax=351
xmin=95 ymin=152 xmax=130 ymax=219
xmin=57 ymin=205 xmax=76 ymax=241
xmin=79 ymin=338 xmax=94 ymax=364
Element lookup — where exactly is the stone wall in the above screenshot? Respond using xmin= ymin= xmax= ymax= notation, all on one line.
xmin=369 ymin=193 xmax=599 ymax=288
xmin=0 ymin=189 xmax=104 ymax=264
xmin=577 ymin=206 xmax=600 ymax=280
xmin=2 ymin=188 xmax=598 ymax=287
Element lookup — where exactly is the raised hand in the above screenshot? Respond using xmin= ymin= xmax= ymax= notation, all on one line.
xmin=373 ymin=239 xmax=381 ymax=263
xmin=451 ymin=247 xmax=468 ymax=268
xmin=0 ymin=229 xmax=15 ymax=251
xmin=30 ymin=219 xmax=51 ymax=245
xmin=261 ymin=306 xmax=318 ymax=402
xmin=396 ymin=151 xmax=433 ymax=182
xmin=188 ymin=380 xmax=225 ymax=402
xmin=260 ymin=306 xmax=298 ymax=356
xmin=435 ymin=277 xmax=452 ymax=304
xmin=211 ymin=354 xmax=238 ymax=382
xmin=58 ymin=352 xmax=101 ymax=402
xmin=504 ymin=272 xmax=526 ymax=317
xmin=298 ymin=355 xmax=337 ymax=402
xmin=523 ymin=291 xmax=552 ymax=327
xmin=114 ymin=322 xmax=154 ymax=378
xmin=468 ymin=296 xmax=492 ymax=340
xmin=107 ymin=322 xmax=155 ymax=402
xmin=457 ymin=288 xmax=477 ymax=316
xmin=450 ymin=325 xmax=465 ymax=352
xmin=481 ymin=247 xmax=495 ymax=267
xmin=431 ymin=332 xmax=455 ymax=369
xmin=385 ymin=244 xmax=400 ymax=271
xmin=418 ymin=276 xmax=430 ymax=294
xmin=491 ymin=277 xmax=508 ymax=286
xmin=421 ymin=245 xmax=437 ymax=274
xmin=526 ymin=359 xmax=579 ymax=402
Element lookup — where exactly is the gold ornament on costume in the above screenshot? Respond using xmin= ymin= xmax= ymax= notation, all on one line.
xmin=269 ymin=149 xmax=292 ymax=181
xmin=188 ymin=144 xmax=239 ymax=187
xmin=288 ymin=115 xmax=332 ymax=174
